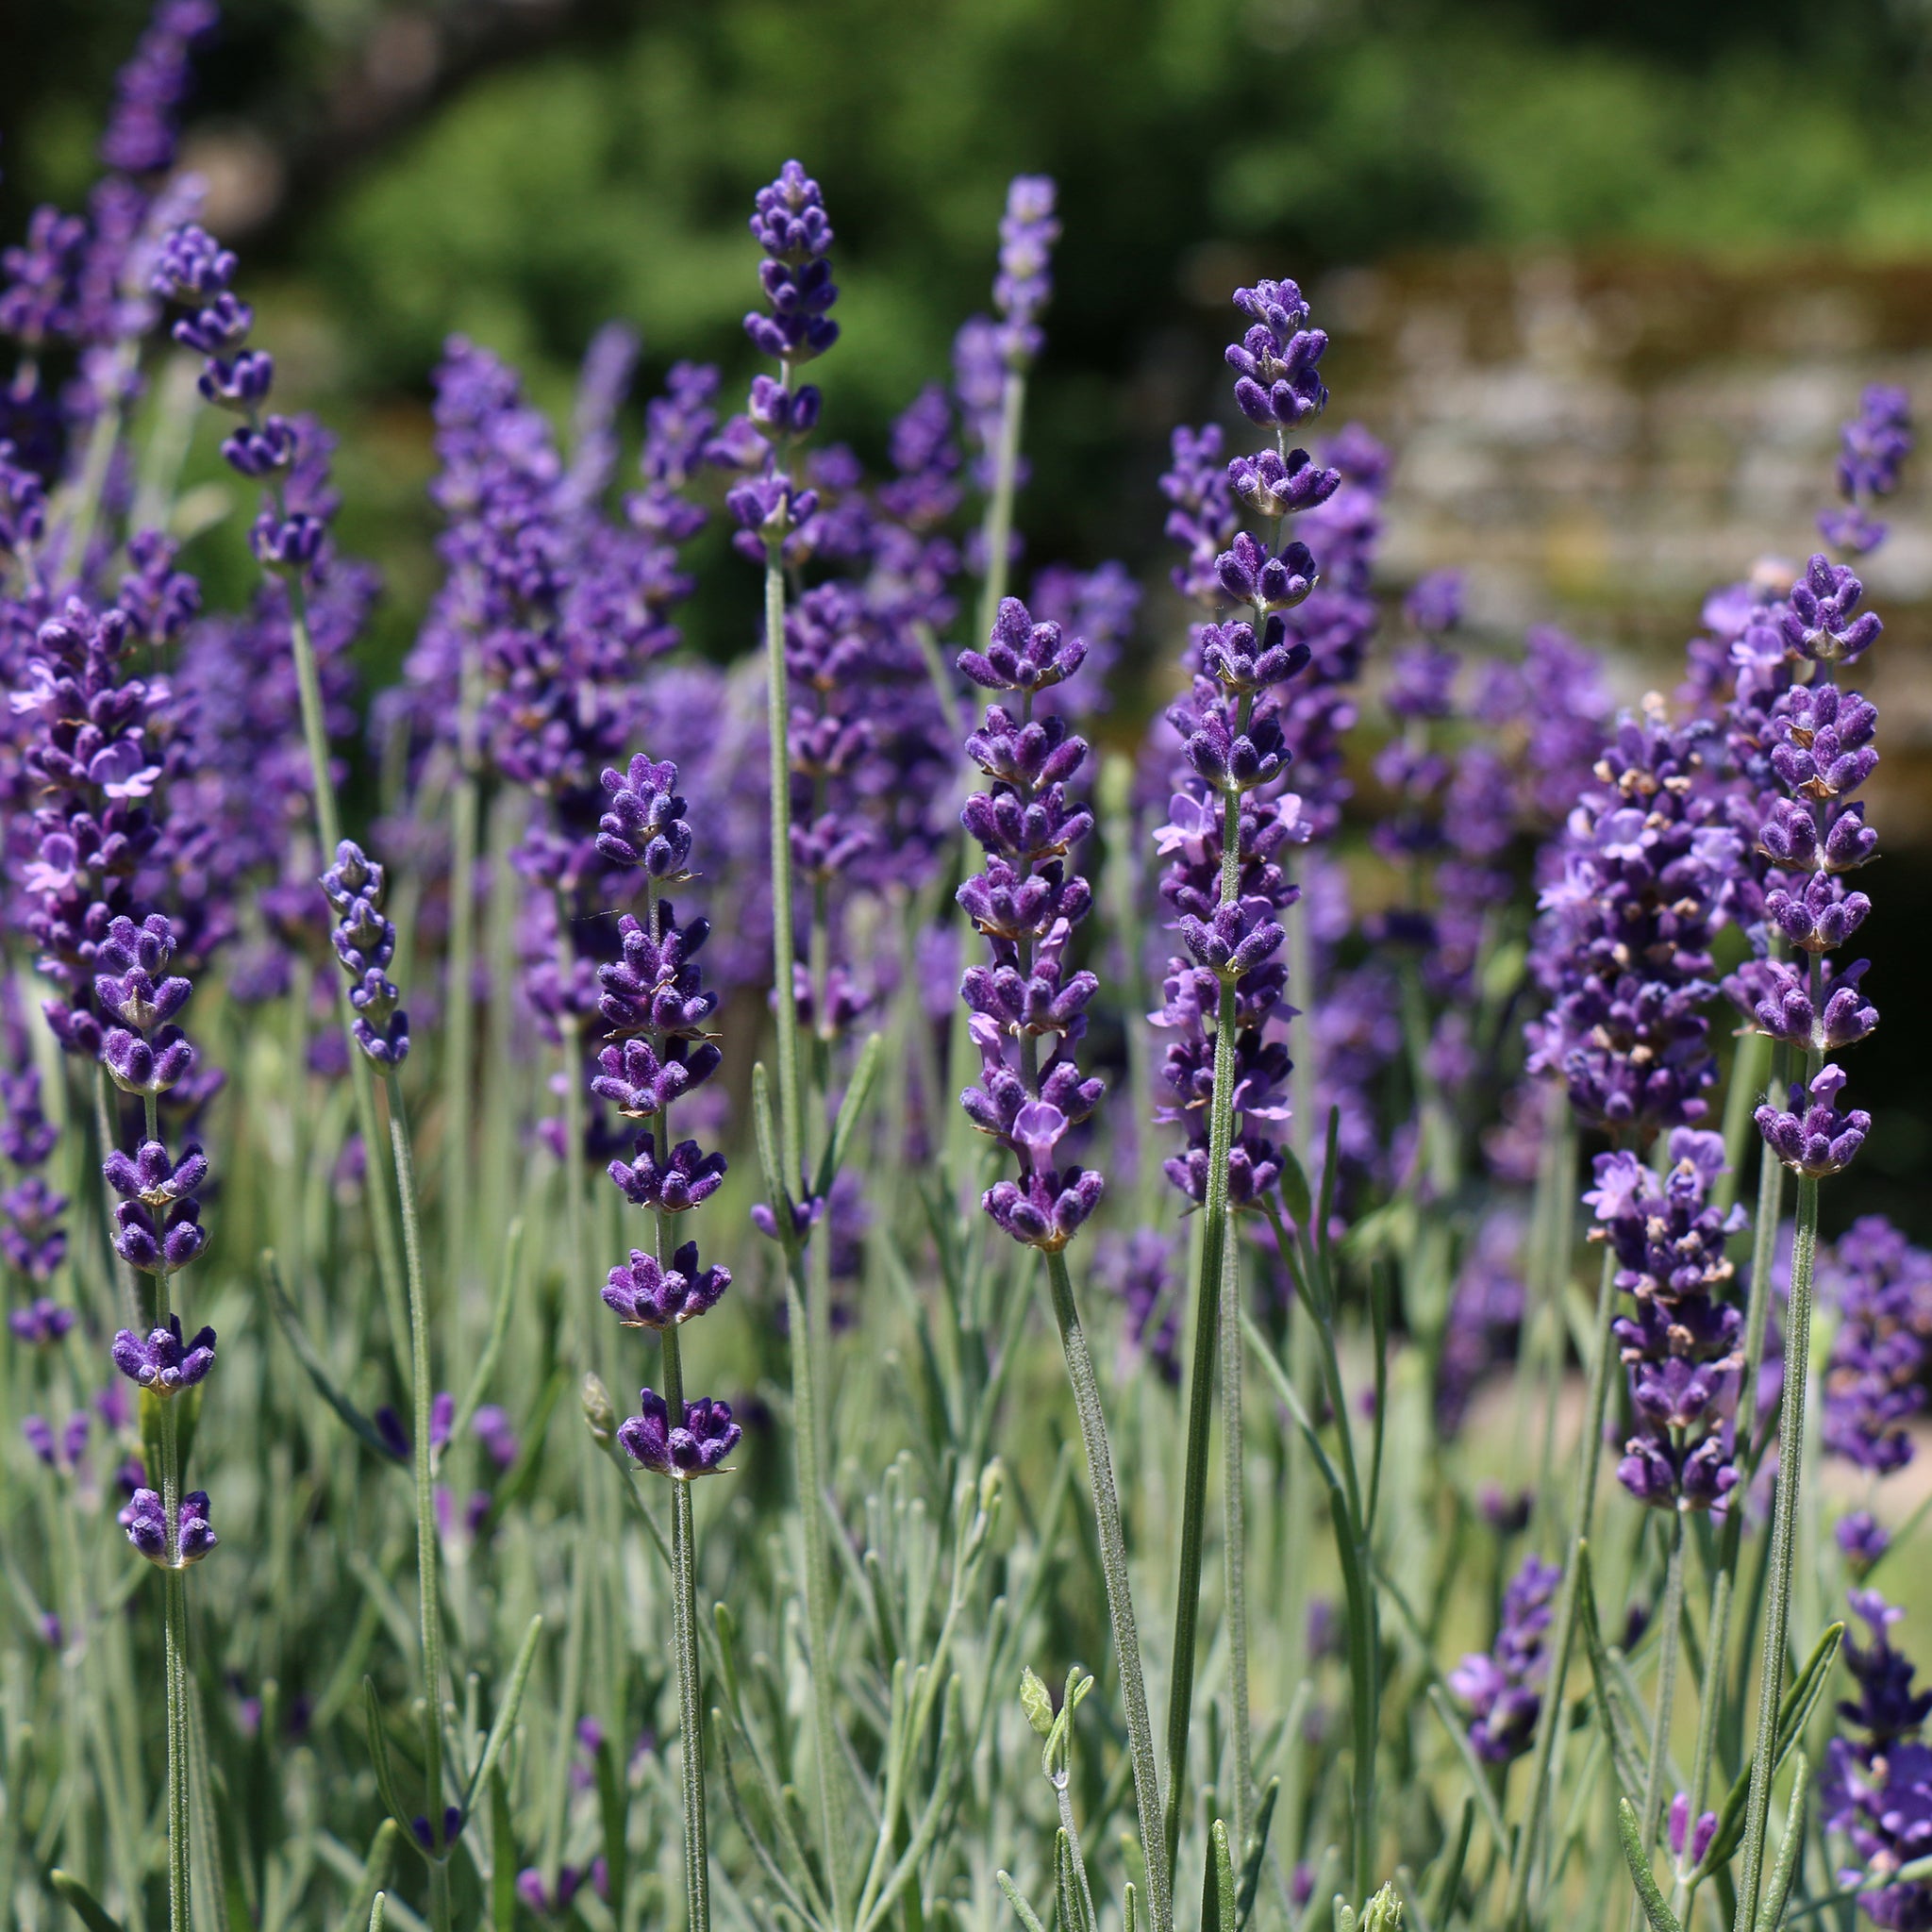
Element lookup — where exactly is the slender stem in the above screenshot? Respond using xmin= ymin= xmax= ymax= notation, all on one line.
xmin=133 ymin=1087 xmax=192 ymax=1932
xmin=1505 ymin=1241 xmax=1620 ymax=1928
xmin=1635 ymin=1513 xmax=1688 ymax=1871
xmin=781 ymin=1239 xmax=848 ymax=1930
xmin=1042 ymin=1247 xmax=1172 ymax=1932
xmin=974 ymin=367 xmax=1028 ymax=646
xmin=1286 ymin=902 xmax=1318 ymax=1172
xmin=1736 ymin=1047 xmax=1790 ymax=1480
xmin=1672 ymin=1562 xmax=1732 ymax=1924
xmin=383 ymin=1067 xmax=448 ymax=1928
xmin=1733 ymin=1171 xmax=1820 ymax=1932
xmin=443 ymin=654 xmax=483 ymax=1305
xmin=660 ymin=1322 xmax=711 ymax=1932
xmin=763 ymin=463 xmax=805 ymax=1190
xmin=162 ymin=1569 xmax=191 ymax=1932
xmin=1220 ymin=1205 xmax=1253 ymax=1859
xmin=1165 ymin=738 xmax=1250 ymax=1874
xmin=282 ymin=570 xmax=410 ymax=1378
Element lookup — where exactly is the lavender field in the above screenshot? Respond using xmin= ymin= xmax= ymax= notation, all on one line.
xmin=6 ymin=8 xmax=1932 ymax=1932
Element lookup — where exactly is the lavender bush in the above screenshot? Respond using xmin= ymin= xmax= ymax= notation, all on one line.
xmin=6 ymin=10 xmax=1932 ymax=1932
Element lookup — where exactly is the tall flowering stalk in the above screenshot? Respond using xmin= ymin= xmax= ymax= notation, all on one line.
xmin=1509 ymin=703 xmax=1741 ymax=1922
xmin=1734 ymin=541 xmax=1889 ymax=1928
xmin=149 ymin=223 xmax=410 ymax=1357
xmin=955 ymin=596 xmax=1174 ymax=1931
xmin=955 ymin=175 xmax=1059 ymax=638
xmin=100 ymin=908 xmax=217 ymax=1932
xmin=595 ymin=753 xmax=737 ymax=1932
xmin=726 ymin=157 xmax=851 ymax=1922
xmin=320 ymin=841 xmax=462 ymax=1924
xmin=1153 ymin=277 xmax=1338 ymax=1873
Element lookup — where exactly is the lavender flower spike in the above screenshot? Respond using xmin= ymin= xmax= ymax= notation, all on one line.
xmin=956 ymin=598 xmax=1108 ymax=1252
xmin=321 ymin=841 xmax=409 ymax=1066
xmin=111 ymin=1311 xmax=217 ymax=1393
xmin=1449 ymin=1555 xmax=1559 ymax=1763
xmin=119 ymin=1487 xmax=218 ymax=1567
xmin=619 ymin=1390 xmax=741 ymax=1478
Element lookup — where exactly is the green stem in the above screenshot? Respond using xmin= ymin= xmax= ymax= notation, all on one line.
xmin=1220 ymin=1207 xmax=1253 ymax=1860
xmin=661 ymin=1323 xmax=710 ymax=1932
xmin=1732 ymin=1171 xmax=1820 ymax=1932
xmin=1635 ymin=1513 xmax=1688 ymax=1877
xmin=974 ymin=367 xmax=1028 ymax=646
xmin=1505 ymin=1241 xmax=1620 ymax=1929
xmin=1163 ymin=748 xmax=1250 ymax=1879
xmin=1042 ymin=1247 xmax=1172 ymax=1932
xmin=1672 ymin=1562 xmax=1732 ymax=1924
xmin=283 ymin=568 xmax=410 ymax=1383
xmin=383 ymin=1067 xmax=448 ymax=1929
xmin=442 ymin=654 xmax=482 ymax=1307
xmin=137 ymin=1088 xmax=192 ymax=1932
xmin=781 ymin=1237 xmax=848 ymax=1931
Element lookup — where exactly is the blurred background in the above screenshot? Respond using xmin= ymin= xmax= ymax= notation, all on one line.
xmin=8 ymin=0 xmax=1932 ymax=1229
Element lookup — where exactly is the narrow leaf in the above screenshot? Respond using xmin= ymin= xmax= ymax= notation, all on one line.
xmin=1695 ymin=1621 xmax=1844 ymax=1876
xmin=1576 ymin=1544 xmax=1648 ymax=1802
xmin=997 ymin=1872 xmax=1050 ymax=1932
xmin=1236 ymin=1777 xmax=1280 ymax=1931
xmin=1760 ymin=1752 xmax=1810 ymax=1932
xmin=1425 ymin=1684 xmax=1511 ymax=1857
xmin=751 ymin=1062 xmax=799 ymax=1256
xmin=334 ymin=1818 xmax=400 ymax=1932
xmin=1616 ymin=1797 xmax=1682 ymax=1932
xmin=1426 ymin=1796 xmax=1474 ymax=1932
xmin=1211 ymin=1819 xmax=1237 ymax=1932
xmin=48 ymin=1872 xmax=125 ymax=1932
xmin=816 ymin=1030 xmax=883 ymax=1199
xmin=263 ymin=1251 xmax=400 ymax=1461
xmin=464 ymin=1613 xmax=542 ymax=1812
xmin=448 ymin=1216 xmax=525 ymax=1452
xmin=362 ymin=1678 xmax=416 ymax=1847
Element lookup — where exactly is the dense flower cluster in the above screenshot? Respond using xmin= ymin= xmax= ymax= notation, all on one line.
xmin=1449 ymin=1554 xmax=1559 ymax=1763
xmin=1527 ymin=703 xmax=1740 ymax=1135
xmin=1 ymin=985 xmax=67 ymax=1308
xmin=1748 ymin=669 xmax=1882 ymax=1174
xmin=1818 ymin=1217 xmax=1932 ymax=1474
xmin=952 ymin=608 xmax=1108 ymax=1232
xmin=1822 ymin=1591 xmax=1932 ymax=1927
xmin=1589 ymin=1129 xmax=1745 ymax=1514
xmin=596 ymin=755 xmax=740 ymax=1477
xmin=956 ymin=597 xmax=1107 ymax=1250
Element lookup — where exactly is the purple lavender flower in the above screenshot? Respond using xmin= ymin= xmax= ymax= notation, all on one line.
xmin=1666 ymin=1796 xmax=1719 ymax=1872
xmin=618 ymin=1389 xmax=741 ymax=1478
xmin=1092 ymin=1228 xmax=1181 ymax=1385
xmin=1818 ymin=1217 xmax=1932 ymax=1474
xmin=956 ymin=600 xmax=1109 ymax=1251
xmin=8 ymin=1296 xmax=75 ymax=1345
xmin=1448 ymin=1554 xmax=1560 ymax=1763
xmin=1526 ymin=704 xmax=1740 ymax=1134
xmin=1588 ymin=1130 xmax=1745 ymax=1515
xmin=119 ymin=1486 xmax=217 ymax=1567
xmin=1822 ymin=1591 xmax=1932 ymax=1926
xmin=1225 ymin=280 xmax=1329 ymax=428
xmin=321 ymin=841 xmax=409 ymax=1066
xmin=1821 ymin=386 xmax=1912 ymax=556
xmin=604 ymin=1242 xmax=732 ymax=1329
xmin=110 ymin=1311 xmax=216 ymax=1393
xmin=98 ymin=0 xmax=217 ymax=176
xmin=1837 ymin=1511 xmax=1891 ymax=1575
xmin=991 ymin=175 xmax=1059 ymax=369
xmin=473 ymin=1405 xmax=520 ymax=1470
xmin=1756 ymin=1064 xmax=1871 ymax=1179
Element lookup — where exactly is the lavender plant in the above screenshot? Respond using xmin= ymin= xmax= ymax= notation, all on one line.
xmin=8 ymin=17 xmax=1932 ymax=1932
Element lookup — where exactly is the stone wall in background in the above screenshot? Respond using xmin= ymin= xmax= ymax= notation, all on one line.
xmin=1318 ymin=249 xmax=1932 ymax=841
